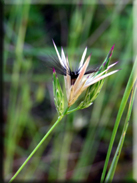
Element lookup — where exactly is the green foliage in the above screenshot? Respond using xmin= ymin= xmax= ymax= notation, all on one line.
xmin=4 ymin=3 xmax=134 ymax=183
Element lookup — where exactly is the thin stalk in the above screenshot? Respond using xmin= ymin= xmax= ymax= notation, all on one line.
xmin=67 ymin=106 xmax=80 ymax=114
xmin=101 ymin=57 xmax=137 ymax=182
xmin=105 ymin=82 xmax=137 ymax=182
xmin=9 ymin=107 xmax=69 ymax=182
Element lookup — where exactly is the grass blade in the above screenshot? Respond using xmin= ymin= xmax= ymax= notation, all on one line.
xmin=105 ymin=81 xmax=137 ymax=182
xmin=101 ymin=56 xmax=137 ymax=182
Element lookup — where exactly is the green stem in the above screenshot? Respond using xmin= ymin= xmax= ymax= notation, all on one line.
xmin=67 ymin=106 xmax=80 ymax=114
xmin=105 ymin=83 xmax=137 ymax=182
xmin=101 ymin=56 xmax=137 ymax=183
xmin=9 ymin=107 xmax=70 ymax=182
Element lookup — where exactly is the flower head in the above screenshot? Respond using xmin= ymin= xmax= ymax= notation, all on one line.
xmin=52 ymin=41 xmax=119 ymax=107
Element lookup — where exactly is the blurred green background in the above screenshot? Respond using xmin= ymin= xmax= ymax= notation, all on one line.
xmin=4 ymin=2 xmax=133 ymax=182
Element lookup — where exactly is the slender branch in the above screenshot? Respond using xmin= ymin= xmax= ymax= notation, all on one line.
xmin=9 ymin=107 xmax=70 ymax=182
xmin=67 ymin=106 xmax=80 ymax=114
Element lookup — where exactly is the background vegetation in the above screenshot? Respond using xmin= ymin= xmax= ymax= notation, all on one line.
xmin=4 ymin=2 xmax=134 ymax=182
